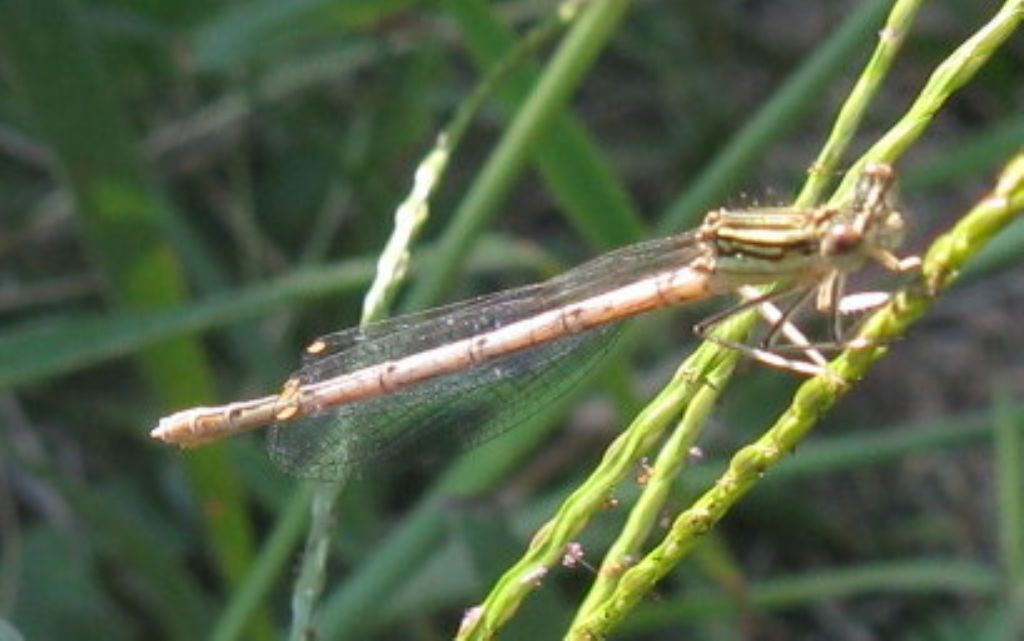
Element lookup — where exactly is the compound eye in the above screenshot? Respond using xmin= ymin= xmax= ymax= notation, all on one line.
xmin=823 ymin=224 xmax=862 ymax=256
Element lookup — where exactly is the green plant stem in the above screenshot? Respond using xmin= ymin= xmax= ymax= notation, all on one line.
xmin=568 ymin=2 xmax=921 ymax=621
xmin=459 ymin=1 xmax=1022 ymax=633
xmin=288 ymin=482 xmax=337 ymax=641
xmin=833 ymin=0 xmax=1024 ymax=197
xmin=449 ymin=0 xmax=646 ymax=248
xmin=562 ymin=3 xmax=924 ymax=631
xmin=406 ymin=0 xmax=633 ymax=310
xmin=361 ymin=0 xmax=592 ymax=324
xmin=994 ymin=388 xmax=1024 ymax=636
xmin=660 ymin=0 xmax=895 ymax=231
xmin=574 ymin=153 xmax=1024 ymax=638
xmin=212 ymin=486 xmax=313 ymax=641
xmin=797 ymin=0 xmax=924 ymax=205
xmin=454 ymin=327 xmax=745 ymax=640
xmin=568 ymin=360 xmax=737 ymax=628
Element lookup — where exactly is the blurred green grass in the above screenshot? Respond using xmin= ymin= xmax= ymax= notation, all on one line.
xmin=0 ymin=1 xmax=1021 ymax=640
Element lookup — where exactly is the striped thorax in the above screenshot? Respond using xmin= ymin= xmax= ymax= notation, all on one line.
xmin=700 ymin=162 xmax=906 ymax=291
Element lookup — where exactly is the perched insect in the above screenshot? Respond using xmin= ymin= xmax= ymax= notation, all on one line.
xmin=153 ymin=164 xmax=916 ymax=480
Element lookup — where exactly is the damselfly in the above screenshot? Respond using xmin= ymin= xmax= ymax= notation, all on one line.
xmin=152 ymin=164 xmax=918 ymax=479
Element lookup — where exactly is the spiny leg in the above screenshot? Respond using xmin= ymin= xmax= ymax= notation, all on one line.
xmin=760 ymin=284 xmax=818 ymax=349
xmin=694 ymin=285 xmax=839 ymax=377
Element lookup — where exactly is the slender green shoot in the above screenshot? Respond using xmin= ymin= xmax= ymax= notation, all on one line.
xmin=573 ymin=153 xmax=1024 ymax=638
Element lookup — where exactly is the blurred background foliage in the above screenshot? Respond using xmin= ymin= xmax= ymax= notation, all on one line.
xmin=0 ymin=0 xmax=1021 ymax=639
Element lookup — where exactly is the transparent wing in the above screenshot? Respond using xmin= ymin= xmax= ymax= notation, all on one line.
xmin=267 ymin=323 xmax=621 ymax=480
xmin=267 ymin=232 xmax=701 ymax=480
xmin=298 ymin=232 xmax=699 ymax=370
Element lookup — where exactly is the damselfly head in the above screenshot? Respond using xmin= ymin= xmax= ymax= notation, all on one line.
xmin=820 ymin=163 xmax=906 ymax=269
